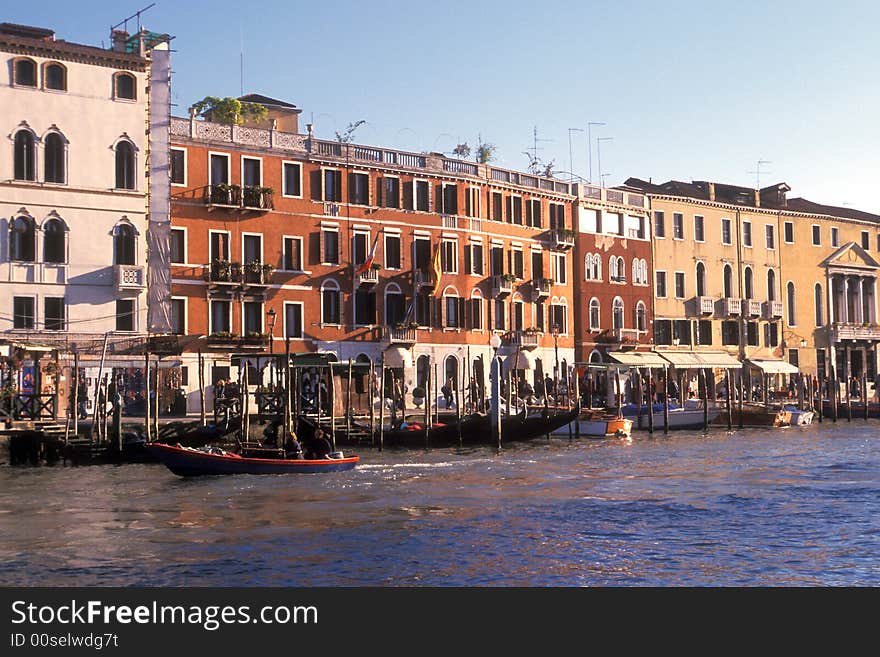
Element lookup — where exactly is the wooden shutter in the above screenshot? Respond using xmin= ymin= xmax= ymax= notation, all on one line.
xmin=310 ymin=170 xmax=322 ymax=201
xmin=403 ymin=181 xmax=413 ymax=210
xmin=464 ymin=245 xmax=472 ymax=275
xmin=375 ymin=176 xmax=383 ymax=207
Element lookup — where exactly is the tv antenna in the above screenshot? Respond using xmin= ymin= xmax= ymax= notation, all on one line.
xmin=524 ymin=125 xmax=552 ymax=174
xmin=111 ymin=3 xmax=156 ymax=34
xmin=748 ymin=159 xmax=772 ymax=189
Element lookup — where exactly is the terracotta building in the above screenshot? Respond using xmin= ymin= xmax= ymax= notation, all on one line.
xmin=168 ymin=99 xmax=580 ymax=411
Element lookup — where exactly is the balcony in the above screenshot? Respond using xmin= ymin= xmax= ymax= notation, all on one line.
xmin=763 ymin=300 xmax=784 ymax=320
xmin=547 ymin=228 xmax=576 ymax=251
xmin=205 ymin=184 xmax=273 ymax=211
xmin=383 ymin=325 xmax=418 ymax=346
xmin=206 ymin=261 xmax=272 ymax=292
xmin=687 ymin=296 xmax=715 ymax=316
xmin=414 ymin=268 xmax=436 ymax=291
xmin=830 ymin=322 xmax=880 ymax=342
xmin=507 ymin=330 xmax=540 ymax=350
xmin=744 ymin=299 xmax=762 ymax=317
xmin=356 ymin=266 xmax=379 ymax=287
xmin=532 ymin=277 xmax=552 ymax=302
xmin=613 ymin=327 xmax=641 ymax=348
xmin=241 ymin=186 xmax=273 ymax=210
xmin=115 ymin=264 xmax=145 ymax=292
xmin=491 ymin=274 xmax=516 ymax=299
xmin=242 ymin=262 xmax=273 ymax=286
xmin=719 ymin=297 xmax=741 ymax=317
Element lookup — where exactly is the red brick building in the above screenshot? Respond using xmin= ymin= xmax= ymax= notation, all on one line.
xmin=168 ymin=98 xmax=581 ymax=410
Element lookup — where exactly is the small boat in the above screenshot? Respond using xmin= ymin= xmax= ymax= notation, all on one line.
xmin=145 ymin=443 xmax=359 ymax=477
xmin=552 ymin=411 xmax=632 ymax=438
xmin=784 ymin=406 xmax=814 ymax=426
xmin=621 ymin=402 xmax=721 ymax=430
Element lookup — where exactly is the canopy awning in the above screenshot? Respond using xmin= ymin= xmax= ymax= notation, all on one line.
xmin=746 ymin=359 xmax=799 ymax=374
xmin=503 ymin=350 xmax=535 ymax=373
xmin=654 ymin=350 xmax=742 ymax=369
xmin=606 ymin=351 xmax=669 ymax=368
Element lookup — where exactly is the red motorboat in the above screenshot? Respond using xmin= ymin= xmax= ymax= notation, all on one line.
xmin=145 ymin=443 xmax=359 ymax=477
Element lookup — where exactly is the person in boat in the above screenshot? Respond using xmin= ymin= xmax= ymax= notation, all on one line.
xmin=305 ymin=428 xmax=333 ymax=460
xmin=283 ymin=431 xmax=303 ymax=459
xmin=262 ymin=417 xmax=284 ymax=447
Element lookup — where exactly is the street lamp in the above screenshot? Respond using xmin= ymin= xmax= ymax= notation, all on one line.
xmin=551 ymin=323 xmax=560 ymax=392
xmin=266 ymin=308 xmax=277 ymax=354
xmin=597 ymin=137 xmax=613 ymax=188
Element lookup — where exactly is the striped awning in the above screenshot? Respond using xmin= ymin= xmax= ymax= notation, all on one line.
xmin=746 ymin=359 xmax=799 ymax=374
xmin=654 ymin=350 xmax=742 ymax=369
xmin=606 ymin=351 xmax=669 ymax=367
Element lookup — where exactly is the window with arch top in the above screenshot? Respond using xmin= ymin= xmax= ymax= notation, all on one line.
xmin=114 ymin=72 xmax=136 ymax=100
xmin=14 ymin=130 xmax=36 ymax=181
xmin=115 ymin=140 xmax=136 ymax=189
xmin=14 ymin=58 xmax=37 ymax=87
xmin=10 ymin=216 xmax=36 ymax=262
xmin=612 ymin=297 xmax=625 ymax=330
xmin=44 ymin=132 xmax=66 ymax=183
xmin=114 ymin=223 xmax=136 ymax=265
xmin=44 ymin=63 xmax=67 ymax=91
xmin=43 ymin=218 xmax=66 ymax=263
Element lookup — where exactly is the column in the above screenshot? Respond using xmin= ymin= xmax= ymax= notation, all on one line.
xmin=857 ymin=276 xmax=865 ymax=324
xmin=843 ymin=277 xmax=850 ymax=323
xmin=828 ymin=274 xmax=835 ymax=325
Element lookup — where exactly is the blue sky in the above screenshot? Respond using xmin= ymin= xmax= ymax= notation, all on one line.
xmin=10 ymin=1 xmax=880 ymax=211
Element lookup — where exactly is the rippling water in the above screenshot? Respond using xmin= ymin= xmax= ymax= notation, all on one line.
xmin=1 ymin=422 xmax=878 ymax=586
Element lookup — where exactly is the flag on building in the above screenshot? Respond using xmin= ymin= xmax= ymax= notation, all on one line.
xmin=355 ymin=234 xmax=380 ymax=275
xmin=431 ymin=242 xmax=443 ymax=296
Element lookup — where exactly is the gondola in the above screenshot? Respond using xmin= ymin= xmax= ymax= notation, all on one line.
xmin=145 ymin=442 xmax=359 ymax=477
xmin=371 ymin=404 xmax=581 ymax=448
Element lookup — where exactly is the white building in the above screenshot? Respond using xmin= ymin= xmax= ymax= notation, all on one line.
xmin=0 ymin=22 xmax=172 ymax=343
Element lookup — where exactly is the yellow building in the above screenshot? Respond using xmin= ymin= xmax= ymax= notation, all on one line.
xmin=777 ymin=197 xmax=880 ymax=387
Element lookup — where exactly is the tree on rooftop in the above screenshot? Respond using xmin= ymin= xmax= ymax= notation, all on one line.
xmin=189 ymin=96 xmax=268 ymax=125
xmin=475 ymin=137 xmax=496 ymax=164
xmin=452 ymin=142 xmax=471 ymax=159
xmin=336 ymin=120 xmax=366 ymax=143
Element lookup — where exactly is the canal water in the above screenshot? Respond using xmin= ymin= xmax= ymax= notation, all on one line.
xmin=0 ymin=422 xmax=877 ymax=586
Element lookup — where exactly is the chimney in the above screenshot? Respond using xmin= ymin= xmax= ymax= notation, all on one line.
xmin=707 ymin=182 xmax=715 ymax=202
xmin=754 ymin=190 xmax=761 ymax=208
xmin=111 ymin=29 xmax=129 ymax=53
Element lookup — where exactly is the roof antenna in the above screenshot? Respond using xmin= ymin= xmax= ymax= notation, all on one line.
xmin=747 ymin=159 xmax=772 ymax=189
xmin=239 ymin=25 xmax=244 ymax=97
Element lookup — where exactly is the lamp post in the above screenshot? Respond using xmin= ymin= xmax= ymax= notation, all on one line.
xmin=551 ymin=323 xmax=560 ymax=394
xmin=489 ymin=333 xmax=502 ymax=448
xmin=266 ymin=308 xmax=277 ymax=354
xmin=587 ymin=121 xmax=606 ymax=183
xmin=597 ymin=137 xmax=613 ymax=188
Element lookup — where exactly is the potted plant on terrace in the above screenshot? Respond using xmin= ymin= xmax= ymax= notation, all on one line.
xmin=411 ymin=386 xmax=426 ymax=408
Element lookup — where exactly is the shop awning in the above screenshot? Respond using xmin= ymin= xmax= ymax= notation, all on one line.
xmin=746 ymin=359 xmax=799 ymax=374
xmin=503 ymin=350 xmax=535 ymax=373
xmin=654 ymin=350 xmax=742 ymax=369
xmin=606 ymin=352 xmax=669 ymax=368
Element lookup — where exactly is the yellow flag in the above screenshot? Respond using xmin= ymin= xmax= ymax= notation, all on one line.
xmin=432 ymin=242 xmax=443 ymax=296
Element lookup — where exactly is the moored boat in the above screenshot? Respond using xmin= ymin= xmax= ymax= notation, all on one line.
xmin=784 ymin=406 xmax=814 ymax=426
xmin=145 ymin=443 xmax=359 ymax=477
xmin=551 ymin=412 xmax=632 ymax=438
xmin=621 ymin=402 xmax=721 ymax=430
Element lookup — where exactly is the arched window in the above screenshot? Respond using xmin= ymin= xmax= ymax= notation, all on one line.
xmin=44 ymin=63 xmax=66 ymax=91
xmin=612 ymin=297 xmax=624 ymax=330
xmin=444 ymin=355 xmax=459 ymax=394
xmin=9 ymin=216 xmax=36 ymax=262
xmin=617 ymin=257 xmax=626 ymax=282
xmin=44 ymin=132 xmax=66 ymax=183
xmin=744 ymin=267 xmax=754 ymax=299
xmin=609 ymin=255 xmax=617 ymax=281
xmin=115 ymin=140 xmax=136 ymax=189
xmin=696 ymin=262 xmax=706 ymax=297
xmin=115 ymin=72 xmax=136 ymax=100
xmin=589 ymin=298 xmax=600 ymax=330
xmin=723 ymin=264 xmax=733 ymax=298
xmin=635 ymin=301 xmax=647 ymax=332
xmin=384 ymin=283 xmax=405 ymax=326
xmin=114 ymin=223 xmax=136 ymax=265
xmin=14 ymin=58 xmax=36 ymax=86
xmin=416 ymin=355 xmax=430 ymax=390
xmin=815 ymin=283 xmax=824 ymax=327
xmin=787 ymin=281 xmax=796 ymax=326
xmin=767 ymin=269 xmax=776 ymax=302
xmin=321 ymin=279 xmax=341 ymax=325
xmin=14 ymin=130 xmax=36 ymax=181
xmin=43 ymin=218 xmax=66 ymax=263
xmin=585 ymin=253 xmax=593 ymax=280
xmin=640 ymin=259 xmax=647 ymax=285
xmin=632 ymin=258 xmax=640 ymax=284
